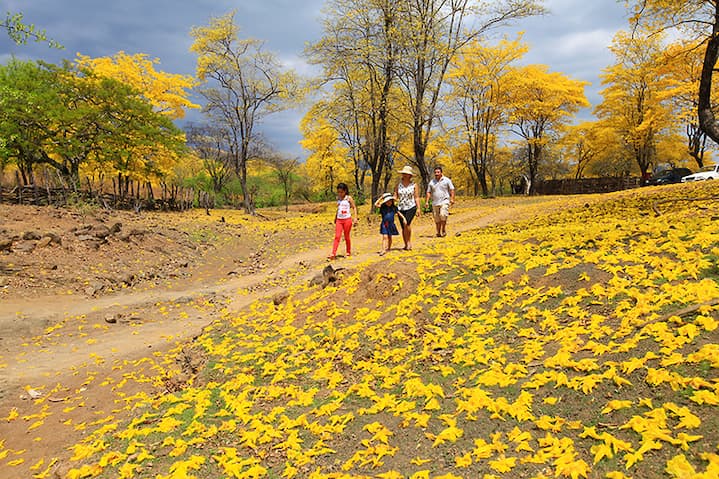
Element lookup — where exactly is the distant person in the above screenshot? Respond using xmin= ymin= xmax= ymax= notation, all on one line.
xmin=374 ymin=192 xmax=404 ymax=256
xmin=328 ymin=182 xmax=358 ymax=260
xmin=393 ymin=165 xmax=421 ymax=250
xmin=426 ymin=166 xmax=455 ymax=237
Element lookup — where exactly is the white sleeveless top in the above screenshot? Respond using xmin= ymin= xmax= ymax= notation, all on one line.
xmin=336 ymin=197 xmax=352 ymax=219
xmin=397 ymin=182 xmax=416 ymax=210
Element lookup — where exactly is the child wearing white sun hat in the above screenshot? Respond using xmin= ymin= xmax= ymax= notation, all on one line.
xmin=374 ymin=192 xmax=405 ymax=255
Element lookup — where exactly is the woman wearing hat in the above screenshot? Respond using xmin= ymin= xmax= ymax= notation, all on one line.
xmin=374 ymin=192 xmax=405 ymax=256
xmin=393 ymin=165 xmax=421 ymax=250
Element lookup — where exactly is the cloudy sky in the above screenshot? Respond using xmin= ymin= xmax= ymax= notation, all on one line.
xmin=1 ymin=0 xmax=628 ymax=158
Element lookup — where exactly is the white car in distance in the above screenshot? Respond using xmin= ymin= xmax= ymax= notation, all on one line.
xmin=681 ymin=164 xmax=719 ymax=182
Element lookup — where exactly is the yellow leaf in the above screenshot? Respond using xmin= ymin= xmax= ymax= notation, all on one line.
xmin=489 ymin=455 xmax=517 ymax=473
xmin=665 ymin=454 xmax=696 ymax=478
xmin=3 ymin=408 xmax=19 ymax=422
xmin=601 ymin=400 xmax=633 ymax=414
xmin=377 ymin=471 xmax=404 ymax=479
xmin=455 ymin=452 xmax=472 ymax=467
xmin=591 ymin=443 xmax=613 ymax=464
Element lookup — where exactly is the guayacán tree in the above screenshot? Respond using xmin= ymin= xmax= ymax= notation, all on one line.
xmin=395 ymin=0 xmax=545 ymax=190
xmin=75 ymin=51 xmax=199 ymax=120
xmin=559 ymin=121 xmax=605 ymax=180
xmin=308 ymin=0 xmax=543 ymax=201
xmin=656 ymin=40 xmax=717 ymax=168
xmin=75 ymin=52 xmax=197 ymax=194
xmin=577 ymin=119 xmax=635 ymax=177
xmin=190 ymin=11 xmax=301 ymax=214
xmin=627 ymin=1 xmax=719 ymax=146
xmin=307 ymin=0 xmax=403 ymax=204
xmin=300 ymin=102 xmax=352 ymax=199
xmin=506 ymin=64 xmax=589 ymax=194
xmin=447 ymin=35 xmax=528 ymax=196
xmin=595 ymin=28 xmax=674 ymax=178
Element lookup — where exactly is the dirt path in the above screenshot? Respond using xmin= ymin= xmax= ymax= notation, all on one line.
xmin=0 ymin=196 xmax=579 ymax=389
xmin=0 ymin=196 xmax=585 ymax=478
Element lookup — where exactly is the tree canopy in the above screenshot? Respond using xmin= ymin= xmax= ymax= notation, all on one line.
xmin=0 ymin=59 xmax=185 ymax=187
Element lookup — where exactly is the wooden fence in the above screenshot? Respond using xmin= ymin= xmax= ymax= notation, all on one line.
xmin=0 ymin=184 xmax=197 ymax=211
xmin=533 ymin=177 xmax=642 ymax=195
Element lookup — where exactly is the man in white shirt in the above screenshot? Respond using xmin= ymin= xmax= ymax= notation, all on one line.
xmin=426 ymin=166 xmax=455 ymax=237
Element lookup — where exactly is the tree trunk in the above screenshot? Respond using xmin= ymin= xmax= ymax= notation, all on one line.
xmin=698 ymin=11 xmax=719 ymax=143
xmin=687 ymin=123 xmax=706 ymax=169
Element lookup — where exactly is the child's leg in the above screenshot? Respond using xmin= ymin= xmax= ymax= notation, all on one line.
xmin=331 ymin=220 xmax=344 ymax=257
xmin=380 ymin=235 xmax=388 ymax=255
xmin=343 ymin=219 xmax=352 ymax=255
xmin=387 ymin=235 xmax=392 ymax=251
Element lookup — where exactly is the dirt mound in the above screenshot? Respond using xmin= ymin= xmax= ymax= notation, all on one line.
xmin=360 ymin=260 xmax=420 ymax=302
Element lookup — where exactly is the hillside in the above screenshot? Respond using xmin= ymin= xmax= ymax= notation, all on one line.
xmin=1 ymin=184 xmax=718 ymax=479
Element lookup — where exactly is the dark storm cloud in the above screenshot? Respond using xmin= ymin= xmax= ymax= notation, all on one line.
xmin=1 ymin=0 xmax=324 ymax=155
xmin=2 ymin=0 xmax=628 ymax=156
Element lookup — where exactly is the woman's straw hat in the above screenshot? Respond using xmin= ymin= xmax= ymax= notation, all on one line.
xmin=398 ymin=165 xmax=414 ymax=176
xmin=374 ymin=192 xmax=395 ymax=207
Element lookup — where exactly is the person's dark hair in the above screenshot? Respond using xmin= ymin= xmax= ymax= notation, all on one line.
xmin=433 ymin=166 xmax=443 ymax=173
xmin=336 ymin=182 xmax=349 ymax=193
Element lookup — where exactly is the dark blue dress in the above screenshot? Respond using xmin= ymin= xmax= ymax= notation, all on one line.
xmin=380 ymin=203 xmax=400 ymax=236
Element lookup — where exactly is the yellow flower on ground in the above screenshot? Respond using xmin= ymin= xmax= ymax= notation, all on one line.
xmin=665 ymin=454 xmax=696 ymax=478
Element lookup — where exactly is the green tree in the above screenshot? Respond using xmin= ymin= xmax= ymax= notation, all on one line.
xmin=267 ymin=154 xmax=299 ymax=212
xmin=0 ymin=60 xmax=184 ymax=187
xmin=185 ymin=123 xmax=233 ymax=194
xmin=0 ymin=59 xmax=57 ymax=184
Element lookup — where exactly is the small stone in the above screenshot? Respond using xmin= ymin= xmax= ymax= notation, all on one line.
xmin=14 ymin=240 xmax=36 ymax=253
xmin=22 ymin=231 xmax=42 ymax=240
xmin=44 ymin=232 xmax=62 ymax=245
xmin=0 ymin=239 xmax=12 ymax=252
xmin=36 ymin=237 xmax=53 ymax=248
xmin=272 ymin=289 xmax=290 ymax=305
xmin=92 ymin=224 xmax=111 ymax=239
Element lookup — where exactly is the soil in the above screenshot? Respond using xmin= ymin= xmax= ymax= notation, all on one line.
xmin=0 ymin=196 xmax=588 ymax=478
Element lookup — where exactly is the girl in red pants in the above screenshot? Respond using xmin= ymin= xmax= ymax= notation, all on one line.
xmin=329 ymin=183 xmax=358 ymax=260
